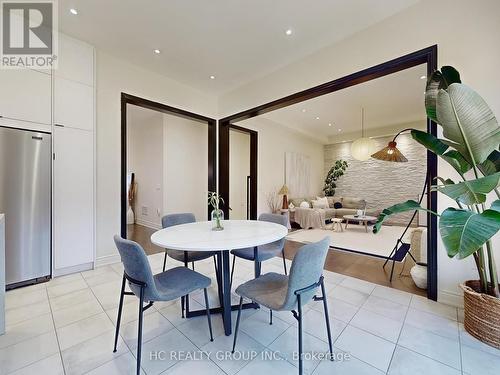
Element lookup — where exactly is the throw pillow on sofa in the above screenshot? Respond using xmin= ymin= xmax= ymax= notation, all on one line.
xmin=299 ymin=201 xmax=310 ymax=208
xmin=333 ymin=202 xmax=343 ymax=209
xmin=312 ymin=199 xmax=328 ymax=209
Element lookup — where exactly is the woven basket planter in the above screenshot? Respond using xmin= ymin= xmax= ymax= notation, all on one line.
xmin=461 ymin=281 xmax=500 ymax=349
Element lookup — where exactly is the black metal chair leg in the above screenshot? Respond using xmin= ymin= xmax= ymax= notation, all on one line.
xmin=113 ymin=275 xmax=126 ymax=352
xmin=232 ymin=297 xmax=243 ymax=353
xmin=230 ymin=254 xmax=236 ymax=288
xmin=320 ymin=279 xmax=333 ymax=359
xmin=389 ymin=260 xmax=396 ymax=282
xmin=181 ymin=296 xmax=185 ymax=318
xmin=192 ymin=262 xmax=195 ymax=270
xmin=282 ymin=250 xmax=288 ymax=275
xmin=136 ymin=287 xmax=145 ymax=375
xmin=297 ymin=294 xmax=303 ymax=375
xmin=203 ymin=288 xmax=214 ymax=341
xmin=269 ymin=309 xmax=273 ymax=325
xmin=162 ymin=252 xmax=167 ymax=272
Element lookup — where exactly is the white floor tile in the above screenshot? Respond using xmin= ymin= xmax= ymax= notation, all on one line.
xmin=322 ymin=271 xmax=346 ymax=285
xmin=52 ymin=298 xmax=104 ymax=328
xmin=86 ymin=352 xmax=144 ymax=375
xmin=47 ymin=278 xmax=88 ymax=299
xmin=350 ymin=308 xmax=403 ymax=343
xmin=329 ymin=285 xmax=369 ymax=307
xmin=57 ymin=312 xmax=114 ymax=351
xmin=339 ymin=277 xmax=376 ymax=294
xmin=121 ymin=311 xmax=174 ymax=350
xmin=313 ymin=352 xmax=384 ymax=375
xmin=5 ymin=287 xmax=47 ymax=310
xmin=106 ymin=298 xmax=157 ymax=326
xmin=91 ymin=281 xmax=123 ymax=311
xmin=82 ymin=266 xmax=122 ymax=287
xmin=362 ymin=295 xmax=408 ymax=322
xmin=49 ymin=288 xmax=96 ymax=311
xmin=388 ymin=346 xmax=461 ymax=375
xmin=371 ymin=285 xmax=412 ymax=306
xmin=459 ymin=323 xmax=500 ymax=358
xmin=5 ymin=298 xmax=51 ymax=326
xmin=48 ymin=273 xmax=85 ymax=287
xmin=163 ymin=358 xmax=225 ymax=374
xmin=157 ymin=299 xmax=204 ymax=327
xmin=0 ymin=331 xmax=59 ymax=375
xmin=398 ymin=324 xmax=461 ymax=369
xmin=8 ymin=353 xmax=64 ymax=375
xmin=0 ymin=313 xmax=54 ymax=349
xmin=61 ymin=330 xmax=128 ymax=375
xmin=302 ymin=309 xmax=347 ymax=344
xmin=410 ymin=295 xmax=458 ymax=321
xmin=237 ymin=349 xmax=299 ymax=374
xmin=335 ymin=325 xmax=395 ymax=372
xmin=202 ymin=330 xmax=265 ymax=375
xmin=240 ymin=309 xmax=290 ymax=346
xmin=405 ymin=308 xmax=459 ymax=340
xmin=177 ymin=313 xmax=225 ymax=347
xmin=461 ymin=343 xmax=500 ymax=375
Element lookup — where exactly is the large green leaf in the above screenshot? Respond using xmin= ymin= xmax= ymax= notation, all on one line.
xmin=491 ymin=199 xmax=500 ymax=213
xmin=434 ymin=172 xmax=500 ymax=205
xmin=373 ymin=200 xmax=429 ymax=233
xmin=411 ymin=129 xmax=471 ymax=175
xmin=436 ymin=83 xmax=500 ymax=165
xmin=479 ymin=150 xmax=500 ymax=176
xmin=440 ymin=207 xmax=500 ymax=259
xmin=425 ymin=67 xmax=461 ymax=122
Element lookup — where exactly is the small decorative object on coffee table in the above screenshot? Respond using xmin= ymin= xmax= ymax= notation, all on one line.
xmin=208 ymin=191 xmax=225 ymax=231
xmin=343 ymin=214 xmax=377 ymax=233
xmin=331 ymin=218 xmax=343 ymax=232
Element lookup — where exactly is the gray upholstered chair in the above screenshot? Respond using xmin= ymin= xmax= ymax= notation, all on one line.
xmin=162 ymin=213 xmax=219 ymax=317
xmin=112 ymin=235 xmax=214 ymax=375
xmin=232 ymin=237 xmax=332 ymax=375
xmin=230 ymin=213 xmax=288 ymax=285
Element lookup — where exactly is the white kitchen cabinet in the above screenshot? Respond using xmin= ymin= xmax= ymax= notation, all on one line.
xmin=56 ymin=34 xmax=94 ymax=86
xmin=53 ymin=126 xmax=94 ymax=270
xmin=0 ymin=69 xmax=51 ymax=125
xmin=54 ymin=76 xmax=94 ymax=131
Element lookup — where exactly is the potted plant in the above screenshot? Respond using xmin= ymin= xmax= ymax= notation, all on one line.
xmin=374 ymin=66 xmax=500 ymax=348
xmin=323 ymin=159 xmax=348 ymax=196
xmin=208 ymin=191 xmax=225 ymax=231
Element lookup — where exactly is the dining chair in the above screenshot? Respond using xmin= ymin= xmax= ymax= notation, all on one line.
xmin=162 ymin=213 xmax=219 ymax=317
xmin=232 ymin=237 xmax=332 ymax=375
xmin=112 ymin=235 xmax=214 ymax=375
xmin=230 ymin=213 xmax=288 ymax=286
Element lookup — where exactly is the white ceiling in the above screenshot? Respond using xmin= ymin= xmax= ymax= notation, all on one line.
xmin=59 ymin=0 xmax=420 ymax=94
xmin=249 ymin=64 xmax=427 ymax=143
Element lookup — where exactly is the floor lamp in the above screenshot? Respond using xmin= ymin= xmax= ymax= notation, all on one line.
xmin=371 ymin=129 xmax=427 ymax=282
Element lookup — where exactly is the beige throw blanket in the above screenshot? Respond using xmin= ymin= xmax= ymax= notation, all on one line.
xmin=293 ymin=207 xmax=325 ymax=229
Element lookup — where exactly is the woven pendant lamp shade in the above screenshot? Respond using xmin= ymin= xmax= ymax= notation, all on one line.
xmin=371 ymin=141 xmax=408 ymax=162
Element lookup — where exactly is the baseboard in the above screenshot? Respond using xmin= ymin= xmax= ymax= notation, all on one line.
xmin=95 ymin=253 xmax=121 ymax=267
xmin=53 ymin=262 xmax=93 ymax=277
xmin=438 ymin=289 xmax=464 ymax=308
xmin=135 ymin=219 xmax=162 ymax=230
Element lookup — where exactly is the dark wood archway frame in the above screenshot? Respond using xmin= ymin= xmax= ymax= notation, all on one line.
xmin=120 ymin=93 xmax=217 ymax=238
xmin=219 ymin=45 xmax=439 ymax=300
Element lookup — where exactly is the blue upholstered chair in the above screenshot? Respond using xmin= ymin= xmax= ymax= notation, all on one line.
xmin=113 ymin=235 xmax=214 ymax=375
xmin=230 ymin=213 xmax=288 ymax=285
xmin=232 ymin=237 xmax=333 ymax=375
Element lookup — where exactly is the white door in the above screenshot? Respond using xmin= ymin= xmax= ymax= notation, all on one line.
xmin=0 ymin=69 xmax=51 ymax=124
xmin=54 ymin=77 xmax=94 ymax=131
xmin=53 ymin=126 xmax=94 ymax=269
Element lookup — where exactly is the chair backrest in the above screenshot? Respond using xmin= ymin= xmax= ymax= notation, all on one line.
xmin=162 ymin=213 xmax=196 ymax=229
xmin=113 ymin=235 xmax=158 ymax=299
xmin=282 ymin=237 xmax=330 ymax=310
xmin=259 ymin=213 xmax=288 ymax=249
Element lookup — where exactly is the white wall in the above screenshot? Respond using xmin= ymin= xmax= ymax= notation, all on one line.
xmin=162 ymin=113 xmax=209 ymax=222
xmin=127 ymin=110 xmax=164 ymax=229
xmin=218 ymin=0 xmax=500 ymax=306
xmin=96 ymin=50 xmax=217 ymax=263
xmin=229 ymin=130 xmax=250 ymax=219
xmin=237 ymin=117 xmax=324 ymax=216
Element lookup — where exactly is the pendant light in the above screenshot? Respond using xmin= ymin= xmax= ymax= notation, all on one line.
xmin=351 ymin=108 xmax=377 ymax=161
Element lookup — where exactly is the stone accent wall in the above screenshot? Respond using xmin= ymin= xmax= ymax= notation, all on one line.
xmin=324 ymin=133 xmax=427 ymax=226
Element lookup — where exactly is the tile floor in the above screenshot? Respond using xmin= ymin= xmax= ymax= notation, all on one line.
xmin=1 ymin=252 xmax=499 ymax=375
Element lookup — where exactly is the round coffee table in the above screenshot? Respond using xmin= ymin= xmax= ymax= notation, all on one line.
xmin=343 ymin=214 xmax=377 ymax=232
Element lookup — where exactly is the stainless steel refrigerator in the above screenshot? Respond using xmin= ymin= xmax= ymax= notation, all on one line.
xmin=0 ymin=126 xmax=51 ymax=288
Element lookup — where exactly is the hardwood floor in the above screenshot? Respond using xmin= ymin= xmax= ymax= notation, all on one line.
xmin=128 ymin=223 xmax=426 ymax=297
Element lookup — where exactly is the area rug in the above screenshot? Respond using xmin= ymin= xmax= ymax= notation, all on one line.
xmin=286 ymin=224 xmax=412 ymax=258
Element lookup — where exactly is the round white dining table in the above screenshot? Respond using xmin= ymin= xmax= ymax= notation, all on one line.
xmin=151 ymin=220 xmax=288 ymax=335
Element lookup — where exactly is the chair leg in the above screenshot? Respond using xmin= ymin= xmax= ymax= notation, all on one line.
xmin=297 ymin=294 xmax=303 ymax=375
xmin=269 ymin=309 xmax=273 ymax=325
xmin=192 ymin=262 xmax=195 ymax=270
xmin=320 ymin=279 xmax=334 ymax=360
xmin=230 ymin=254 xmax=236 ymax=288
xmin=181 ymin=296 xmax=185 ymax=318
xmin=162 ymin=252 xmax=168 ymax=272
xmin=281 ymin=250 xmax=288 ymax=275
xmin=203 ymin=288 xmax=214 ymax=341
xmin=389 ymin=259 xmax=396 ymax=282
xmin=113 ymin=275 xmax=126 ymax=352
xmin=232 ymin=297 xmax=244 ymax=353
xmin=136 ymin=287 xmax=145 ymax=375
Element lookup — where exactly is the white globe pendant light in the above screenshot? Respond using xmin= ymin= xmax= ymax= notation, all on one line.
xmin=351 ymin=108 xmax=376 ymax=161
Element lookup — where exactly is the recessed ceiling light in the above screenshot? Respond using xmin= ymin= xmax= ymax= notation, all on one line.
xmin=153 ymin=49 xmax=161 ymax=54
xmin=69 ymin=8 xmax=78 ymax=15
xmin=328 ymin=123 xmax=332 ymax=127
xmin=285 ymin=29 xmax=293 ymax=36
xmin=338 ymin=129 xmax=342 ymax=132
xmin=315 ymin=117 xmax=320 ymax=120
xmin=420 ymin=75 xmax=426 ymax=80
xmin=210 ymin=75 xmax=216 ymax=80
xmin=301 ymin=109 xmax=306 ymax=113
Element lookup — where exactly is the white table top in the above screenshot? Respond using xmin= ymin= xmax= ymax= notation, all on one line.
xmin=151 ymin=220 xmax=288 ymax=251
xmin=343 ymin=214 xmax=377 ymax=221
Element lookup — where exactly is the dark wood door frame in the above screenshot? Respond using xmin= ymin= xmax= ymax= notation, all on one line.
xmin=120 ymin=93 xmax=217 ymax=238
xmin=228 ymin=124 xmax=258 ymax=220
xmin=219 ymin=45 xmax=439 ymax=300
